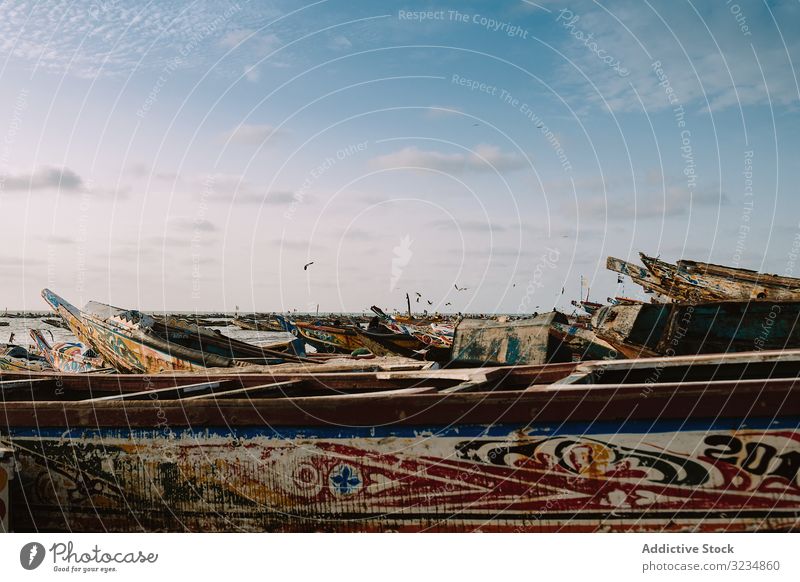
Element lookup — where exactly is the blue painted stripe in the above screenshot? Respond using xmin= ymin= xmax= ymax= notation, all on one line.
xmin=5 ymin=417 xmax=799 ymax=441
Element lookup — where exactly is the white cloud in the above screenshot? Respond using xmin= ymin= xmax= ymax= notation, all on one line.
xmin=371 ymin=144 xmax=528 ymax=173
xmin=222 ymin=124 xmax=286 ymax=145
xmin=243 ymin=64 xmax=260 ymax=82
xmin=329 ymin=35 xmax=352 ymax=50
xmin=1 ymin=166 xmax=84 ymax=192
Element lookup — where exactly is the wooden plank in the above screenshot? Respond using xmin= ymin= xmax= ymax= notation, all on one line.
xmin=0 ymin=378 xmax=54 ymax=387
xmin=0 ymin=378 xmax=57 ymax=395
xmin=84 ymin=380 xmax=233 ymax=402
xmin=181 ymin=381 xmax=300 ymax=401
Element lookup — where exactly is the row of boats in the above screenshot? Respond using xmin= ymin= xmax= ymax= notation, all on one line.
xmin=0 ymin=251 xmax=799 ymax=532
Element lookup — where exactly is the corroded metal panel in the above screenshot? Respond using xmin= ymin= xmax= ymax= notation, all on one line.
xmin=5 ymin=421 xmax=798 ymax=532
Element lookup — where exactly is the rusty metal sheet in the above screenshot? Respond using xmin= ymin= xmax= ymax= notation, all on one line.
xmin=451 ymin=313 xmax=569 ymax=366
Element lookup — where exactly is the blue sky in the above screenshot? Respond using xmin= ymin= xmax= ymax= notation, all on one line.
xmin=0 ymin=0 xmax=798 ymax=313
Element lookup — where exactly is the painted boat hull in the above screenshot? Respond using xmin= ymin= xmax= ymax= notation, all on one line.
xmin=293 ymin=323 xmax=365 ymax=354
xmin=1 ymin=355 xmax=798 ymax=532
xmin=594 ymin=301 xmax=800 ymax=357
xmin=356 ymin=328 xmax=450 ymax=361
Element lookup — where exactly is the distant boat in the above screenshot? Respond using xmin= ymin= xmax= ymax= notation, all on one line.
xmin=232 ymin=315 xmax=284 ymax=332
xmin=41 ymin=289 xmax=307 ymax=373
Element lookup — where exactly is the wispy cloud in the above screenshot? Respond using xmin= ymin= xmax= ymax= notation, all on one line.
xmin=555 ymin=0 xmax=800 ymax=112
xmin=0 ymin=1 xmax=259 ymax=78
xmin=1 ymin=166 xmax=83 ymax=192
xmin=429 ymin=219 xmax=508 ymax=233
xmin=222 ymin=123 xmax=287 ymax=145
xmin=372 ymin=144 xmax=527 ymax=173
xmin=328 ymin=35 xmax=352 ymax=50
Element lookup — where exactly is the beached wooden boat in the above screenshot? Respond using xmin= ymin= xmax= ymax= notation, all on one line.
xmin=41 ymin=317 xmax=69 ymax=330
xmin=41 ymin=289 xmax=308 ymax=373
xmin=0 ymin=344 xmax=50 ymax=372
xmin=609 ymin=253 xmax=800 ymax=302
xmin=294 ymin=322 xmax=365 ymax=353
xmin=354 ymin=326 xmax=450 ymax=361
xmin=364 ymin=307 xmax=452 ymax=360
xmin=29 ymin=330 xmax=114 ymax=374
xmin=452 ymin=313 xmax=572 ymax=366
xmin=549 ymin=321 xmax=621 ymax=361
xmin=0 ymin=349 xmax=797 ymax=532
xmin=276 ymin=316 xmax=365 ymax=354
xmin=593 ymin=300 xmax=800 ymax=358
xmin=232 ymin=315 xmax=284 ymax=332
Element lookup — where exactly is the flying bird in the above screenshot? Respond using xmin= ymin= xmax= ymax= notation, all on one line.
xmin=454 ymin=284 xmax=468 ymax=291
xmin=303 ymin=261 xmax=315 ymax=271
xmin=427 ymin=300 xmax=433 ymax=306
xmin=445 ymin=302 xmax=452 ymax=306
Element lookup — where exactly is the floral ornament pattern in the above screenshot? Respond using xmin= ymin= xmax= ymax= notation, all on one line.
xmin=329 ymin=464 xmax=361 ymax=495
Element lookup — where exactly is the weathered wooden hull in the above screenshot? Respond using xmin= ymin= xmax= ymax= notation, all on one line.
xmin=3 ymin=402 xmax=798 ymax=532
xmin=41 ymin=289 xmax=301 ymax=373
xmin=232 ymin=317 xmax=283 ymax=332
xmin=452 ymin=313 xmax=570 ymax=366
xmin=594 ymin=301 xmax=800 ymax=357
xmin=356 ymin=328 xmax=450 ymax=361
xmin=29 ymin=330 xmax=112 ymax=374
xmin=610 ymin=253 xmax=800 ymax=303
xmin=294 ymin=323 xmax=365 ymax=353
xmin=0 ymin=357 xmax=50 ymax=372
xmin=549 ymin=321 xmax=621 ymax=361
xmin=1 ymin=352 xmax=798 ymax=532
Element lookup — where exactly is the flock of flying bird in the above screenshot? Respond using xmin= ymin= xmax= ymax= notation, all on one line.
xmin=302 ymin=259 xmax=468 ymax=308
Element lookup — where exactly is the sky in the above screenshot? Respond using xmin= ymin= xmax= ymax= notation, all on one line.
xmin=0 ymin=0 xmax=798 ymax=314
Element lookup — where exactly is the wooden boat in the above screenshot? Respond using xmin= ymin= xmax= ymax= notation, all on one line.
xmin=452 ymin=313 xmax=572 ymax=366
xmin=354 ymin=325 xmax=450 ymax=361
xmin=0 ymin=344 xmax=50 ymax=372
xmin=292 ymin=322 xmax=365 ymax=353
xmin=609 ymin=253 xmax=800 ymax=302
xmin=0 ymin=348 xmax=798 ymax=532
xmin=41 ymin=317 xmax=69 ymax=330
xmin=549 ymin=321 xmax=621 ymax=361
xmin=29 ymin=330 xmax=114 ymax=374
xmin=41 ymin=289 xmax=308 ymax=373
xmin=275 ymin=315 xmax=364 ymax=354
xmin=366 ymin=307 xmax=452 ymax=360
xmin=232 ymin=315 xmax=284 ymax=332
xmin=592 ymin=300 xmax=800 ymax=358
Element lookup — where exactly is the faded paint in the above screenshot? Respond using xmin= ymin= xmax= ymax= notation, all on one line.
xmin=593 ymin=302 xmax=800 ymax=357
xmin=452 ymin=313 xmax=569 ymax=365
xmin=609 ymin=253 xmax=800 ymax=303
xmin=4 ymin=420 xmax=798 ymax=532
